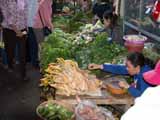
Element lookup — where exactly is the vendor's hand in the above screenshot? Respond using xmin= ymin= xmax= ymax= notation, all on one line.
xmin=119 ymin=81 xmax=129 ymax=89
xmin=88 ymin=64 xmax=103 ymax=70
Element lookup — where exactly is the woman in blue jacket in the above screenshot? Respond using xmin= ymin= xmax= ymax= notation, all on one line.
xmin=88 ymin=52 xmax=155 ymax=98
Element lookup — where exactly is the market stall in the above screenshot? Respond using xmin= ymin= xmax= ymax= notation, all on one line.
xmin=37 ymin=1 xmax=160 ymax=119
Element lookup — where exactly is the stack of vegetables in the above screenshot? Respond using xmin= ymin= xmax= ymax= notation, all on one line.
xmin=40 ymin=58 xmax=102 ymax=96
xmin=73 ymin=32 xmax=126 ymax=69
xmin=37 ymin=101 xmax=74 ymax=120
xmin=41 ymin=22 xmax=127 ymax=71
xmin=40 ymin=28 xmax=74 ymax=70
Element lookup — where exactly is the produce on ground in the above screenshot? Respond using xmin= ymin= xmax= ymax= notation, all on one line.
xmin=37 ymin=102 xmax=73 ymax=120
xmin=40 ymin=58 xmax=102 ymax=96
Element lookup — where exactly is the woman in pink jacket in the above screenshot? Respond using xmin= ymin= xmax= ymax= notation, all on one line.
xmin=33 ymin=0 xmax=53 ymax=63
xmin=33 ymin=0 xmax=53 ymax=43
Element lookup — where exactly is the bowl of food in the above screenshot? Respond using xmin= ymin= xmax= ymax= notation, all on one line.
xmin=123 ymin=35 xmax=147 ymax=52
xmin=106 ymin=81 xmax=127 ymax=95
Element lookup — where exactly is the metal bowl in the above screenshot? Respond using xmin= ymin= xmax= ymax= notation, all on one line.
xmin=106 ymin=81 xmax=127 ymax=95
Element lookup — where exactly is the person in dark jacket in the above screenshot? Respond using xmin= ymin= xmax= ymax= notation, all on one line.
xmin=88 ymin=52 xmax=155 ymax=98
xmin=92 ymin=0 xmax=113 ymax=20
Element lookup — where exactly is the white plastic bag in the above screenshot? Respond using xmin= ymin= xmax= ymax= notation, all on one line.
xmin=75 ymin=100 xmax=115 ymax=120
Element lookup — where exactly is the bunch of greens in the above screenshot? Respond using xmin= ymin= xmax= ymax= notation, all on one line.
xmin=38 ymin=103 xmax=73 ymax=120
xmin=73 ymin=32 xmax=127 ymax=76
xmin=40 ymin=29 xmax=74 ymax=70
xmin=65 ymin=11 xmax=91 ymax=33
xmin=143 ymin=47 xmax=160 ymax=63
xmin=53 ymin=11 xmax=92 ymax=33
xmin=74 ymin=32 xmax=127 ymax=68
xmin=53 ymin=15 xmax=84 ymax=33
xmin=53 ymin=16 xmax=71 ymax=31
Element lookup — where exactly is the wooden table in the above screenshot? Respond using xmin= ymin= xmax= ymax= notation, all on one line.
xmin=55 ymin=90 xmax=134 ymax=105
xmin=55 ymin=90 xmax=134 ymax=112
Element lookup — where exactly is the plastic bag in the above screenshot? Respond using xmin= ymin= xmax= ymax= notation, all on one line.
xmin=75 ymin=100 xmax=115 ymax=120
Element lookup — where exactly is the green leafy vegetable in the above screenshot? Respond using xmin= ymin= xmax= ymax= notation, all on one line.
xmin=38 ymin=103 xmax=73 ymax=120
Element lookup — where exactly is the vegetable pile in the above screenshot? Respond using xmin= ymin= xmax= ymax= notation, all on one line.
xmin=40 ymin=28 xmax=74 ymax=70
xmin=40 ymin=26 xmax=126 ymax=71
xmin=53 ymin=11 xmax=92 ymax=33
xmin=73 ymin=31 xmax=127 ymax=70
xmin=40 ymin=58 xmax=102 ymax=96
xmin=37 ymin=102 xmax=73 ymax=120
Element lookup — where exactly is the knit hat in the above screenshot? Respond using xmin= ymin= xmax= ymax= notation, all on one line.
xmin=143 ymin=61 xmax=160 ymax=85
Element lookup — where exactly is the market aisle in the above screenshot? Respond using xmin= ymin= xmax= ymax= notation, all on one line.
xmin=0 ymin=65 xmax=41 ymax=120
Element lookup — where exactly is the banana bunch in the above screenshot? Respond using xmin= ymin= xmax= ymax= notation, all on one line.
xmin=40 ymin=58 xmax=102 ymax=96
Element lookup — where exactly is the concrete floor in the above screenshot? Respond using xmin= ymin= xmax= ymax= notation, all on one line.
xmin=0 ymin=65 xmax=41 ymax=120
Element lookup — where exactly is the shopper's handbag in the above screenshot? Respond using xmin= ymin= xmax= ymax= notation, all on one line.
xmin=0 ymin=29 xmax=4 ymax=48
xmin=39 ymin=10 xmax=52 ymax=36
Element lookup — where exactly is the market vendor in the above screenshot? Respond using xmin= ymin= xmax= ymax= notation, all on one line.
xmin=121 ymin=60 xmax=160 ymax=120
xmin=102 ymin=10 xmax=123 ymax=44
xmin=88 ymin=52 xmax=155 ymax=98
xmin=94 ymin=10 xmax=123 ymax=44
